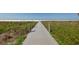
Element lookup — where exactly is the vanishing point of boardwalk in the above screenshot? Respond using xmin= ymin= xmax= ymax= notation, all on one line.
xmin=23 ymin=22 xmax=58 ymax=45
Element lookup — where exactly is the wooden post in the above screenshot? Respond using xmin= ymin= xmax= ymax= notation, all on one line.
xmin=29 ymin=23 xmax=31 ymax=32
xmin=48 ymin=22 xmax=50 ymax=32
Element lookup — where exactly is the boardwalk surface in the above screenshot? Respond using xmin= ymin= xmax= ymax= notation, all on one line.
xmin=23 ymin=22 xmax=58 ymax=45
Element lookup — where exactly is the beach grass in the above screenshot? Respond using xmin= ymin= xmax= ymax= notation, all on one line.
xmin=42 ymin=21 xmax=79 ymax=45
xmin=0 ymin=21 xmax=37 ymax=45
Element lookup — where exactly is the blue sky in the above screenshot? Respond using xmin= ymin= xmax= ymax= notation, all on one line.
xmin=0 ymin=13 xmax=79 ymax=20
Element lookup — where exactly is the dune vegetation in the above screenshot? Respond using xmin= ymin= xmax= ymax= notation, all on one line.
xmin=0 ymin=21 xmax=37 ymax=45
xmin=42 ymin=21 xmax=79 ymax=45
